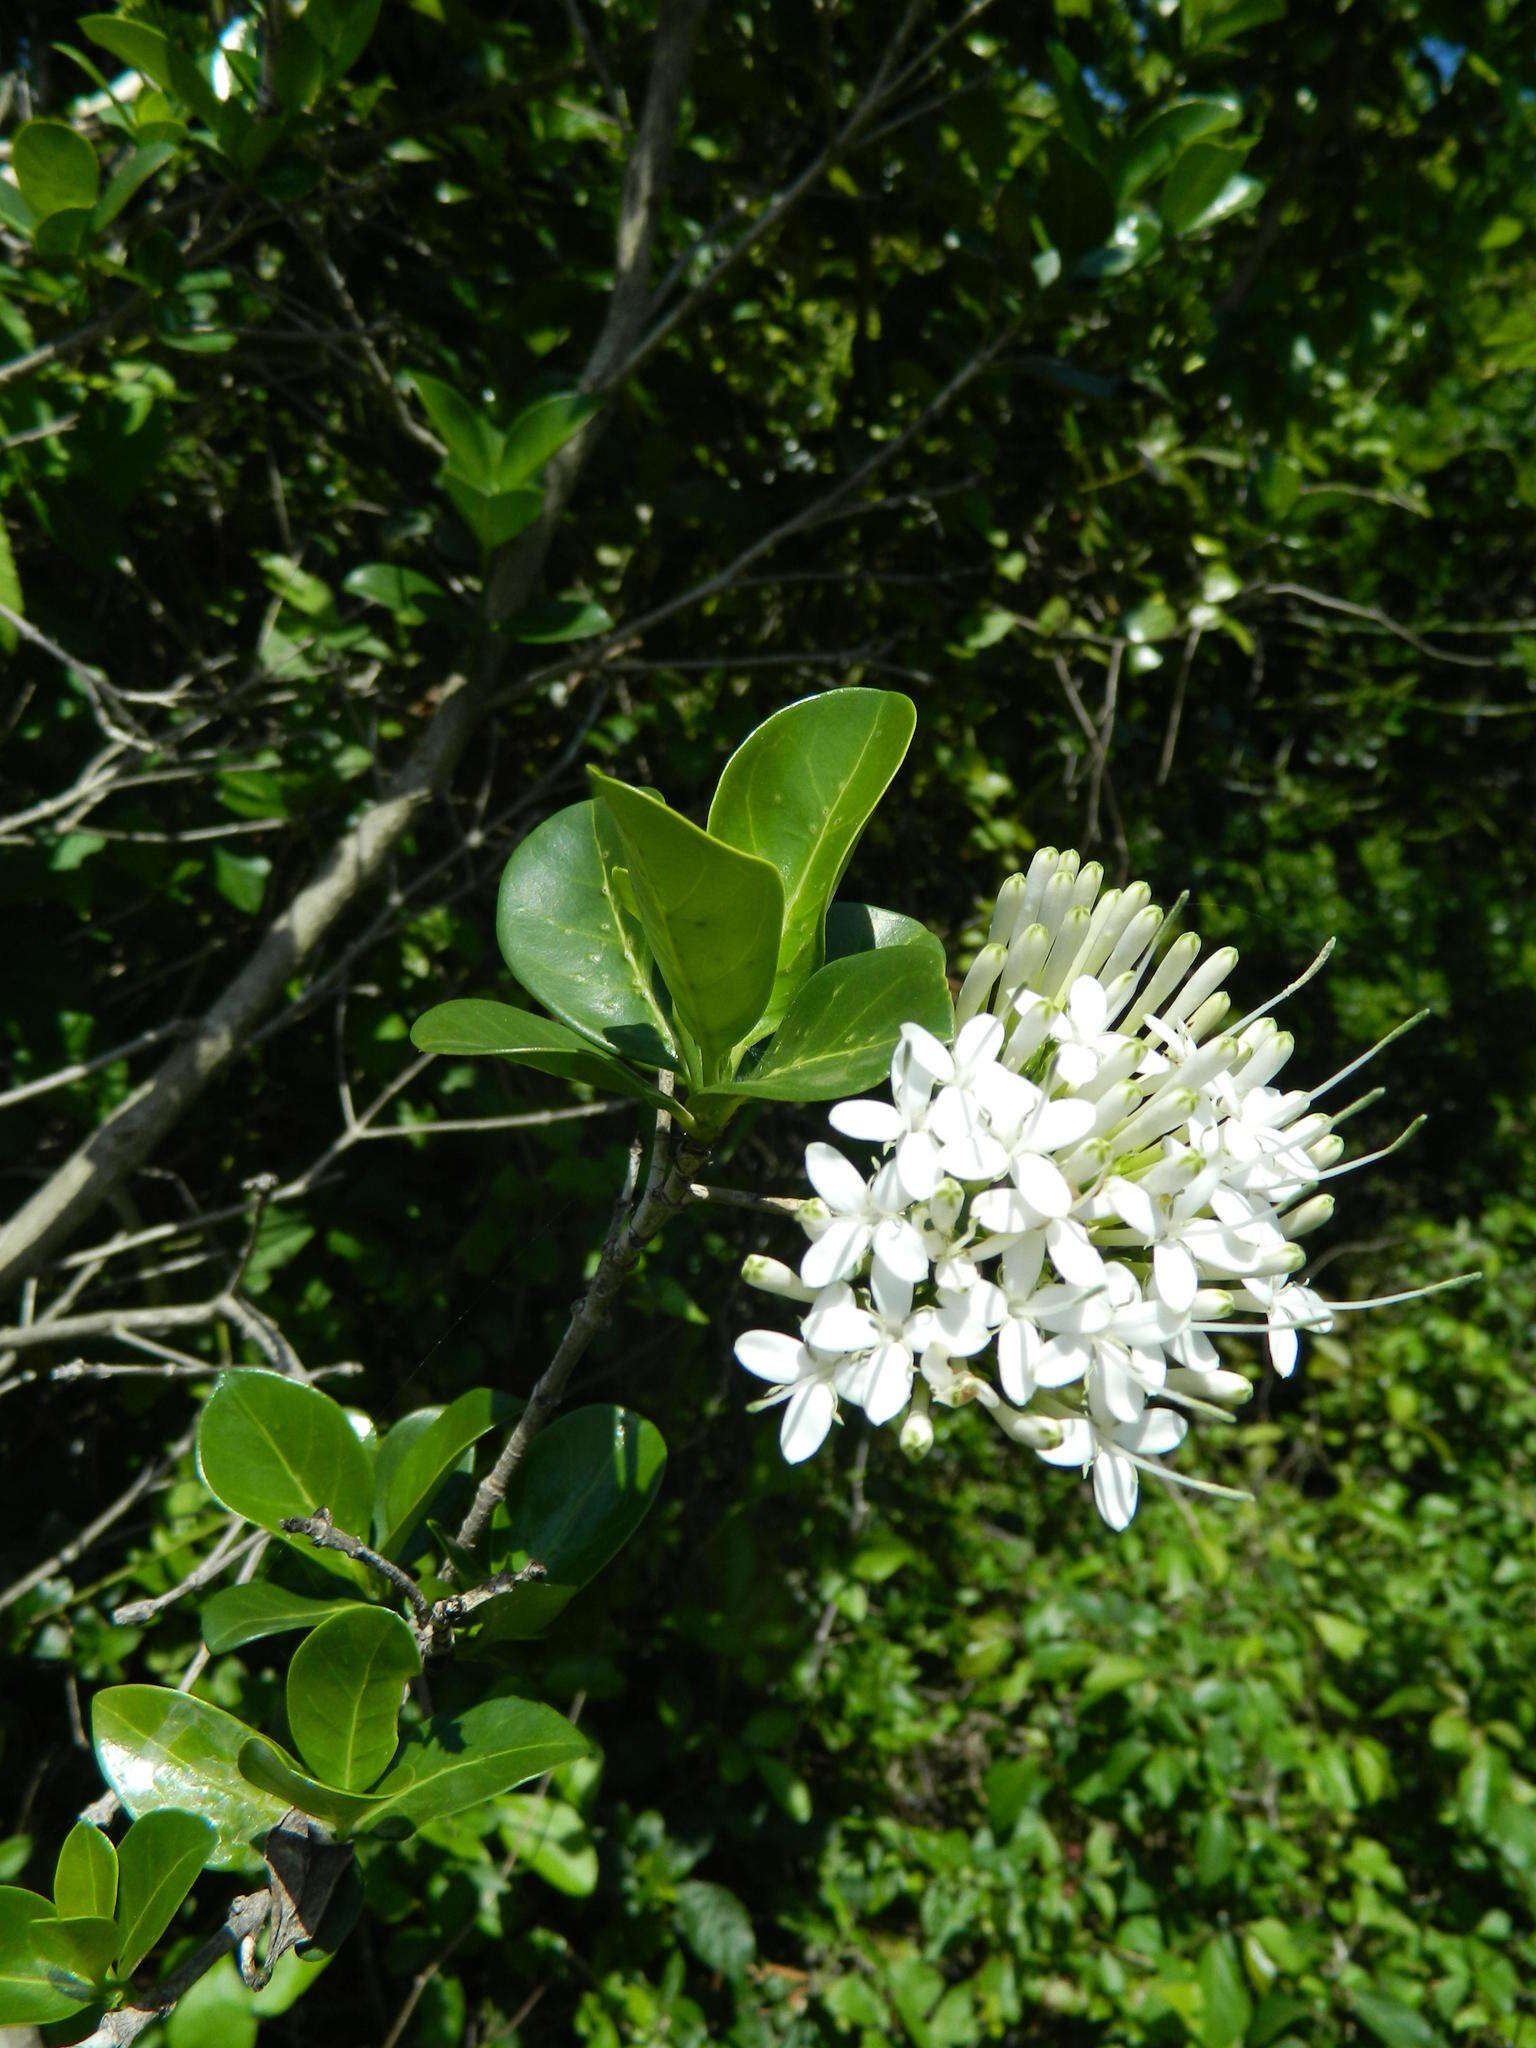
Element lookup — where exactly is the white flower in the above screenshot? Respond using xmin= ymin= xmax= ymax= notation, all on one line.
xmin=799 ymin=1144 xmax=927 ymax=1291
xmin=735 ymin=846 xmax=1435 ymax=1532
xmin=733 ymin=1331 xmax=841 ymax=1463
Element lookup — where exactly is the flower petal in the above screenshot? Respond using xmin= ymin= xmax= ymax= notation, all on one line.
xmin=801 ymin=1285 xmax=880 ymax=1355
xmin=1153 ymin=1241 xmax=1199 ymax=1314
xmin=894 ymin=1128 xmax=944 ymax=1202
xmin=804 ymin=1142 xmax=870 ymax=1216
xmin=1035 ymin=1416 xmax=1094 ymax=1467
xmin=1092 ymin=1448 xmax=1139 ymax=1529
xmin=1045 ymin=1217 xmax=1106 ymax=1287
xmin=800 ymin=1217 xmax=871 ymax=1289
xmin=1011 ymin=1151 xmax=1073 ymax=1221
xmin=998 ymin=1316 xmax=1039 ymax=1405
xmin=780 ymin=1379 xmax=836 ymax=1463
xmin=873 ymin=1215 xmax=929 ymax=1287
xmin=734 ymin=1331 xmax=809 ymax=1384
xmin=954 ymin=1012 xmax=1005 ymax=1068
xmin=1069 ymin=976 xmax=1110 ymax=1035
xmin=829 ymin=1098 xmax=905 ymax=1145
xmin=861 ymin=1343 xmax=915 ymax=1426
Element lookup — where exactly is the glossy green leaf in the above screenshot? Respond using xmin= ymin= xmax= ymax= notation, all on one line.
xmin=91 ymin=1687 xmax=288 ymax=1868
xmin=1197 ymin=1931 xmax=1254 ymax=2048
xmin=1044 ymin=40 xmax=1104 ymax=165
xmin=196 ymin=1369 xmax=374 ymax=1545
xmin=0 ymin=1887 xmax=87 ymax=2025
xmin=715 ymin=944 xmax=953 ymax=1102
xmin=33 ymin=207 xmax=95 ymax=260
xmin=409 ymin=999 xmax=674 ymax=1111
xmin=508 ymin=596 xmax=614 ymax=643
xmin=481 ymin=1406 xmax=667 ymax=1638
xmin=32 ymin=1913 xmax=117 ymax=1987
xmin=1160 ymin=141 xmax=1262 ymax=235
xmin=495 ymin=800 xmax=677 ymax=1066
xmin=286 ymin=1607 xmax=421 ymax=1792
xmin=1076 ymin=207 xmax=1164 ymax=280
xmin=375 ymin=1386 xmax=518 ymax=1558
xmin=200 ymin=1585 xmax=365 ymax=1655
xmin=53 ymin=1822 xmax=117 ymax=1921
xmin=674 ymin=1879 xmax=756 ymax=1976
xmin=13 ymin=121 xmax=99 ymax=220
xmin=824 ymin=899 xmax=947 ymax=969
xmin=236 ymin=1737 xmax=395 ymax=1836
xmin=706 ymin=689 xmax=916 ymax=1033
xmin=114 ymin=1810 xmax=216 ymax=1978
xmin=1180 ymin=0 xmax=1286 ymax=51
xmin=361 ymin=1694 xmax=589 ymax=1831
xmin=1111 ymin=97 xmax=1242 ymax=201
xmin=497 ymin=390 xmax=599 ymax=488
xmin=408 ymin=372 xmax=497 ymax=484
xmin=588 ymin=769 xmax=783 ymax=1071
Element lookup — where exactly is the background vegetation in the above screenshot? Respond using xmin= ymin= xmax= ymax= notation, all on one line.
xmin=2 ymin=0 xmax=1535 ymax=2042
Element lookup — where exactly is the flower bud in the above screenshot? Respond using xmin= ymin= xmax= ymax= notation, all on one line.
xmin=900 ymin=1384 xmax=934 ymax=1459
xmin=797 ymin=1197 xmax=832 ymax=1239
xmin=742 ymin=1255 xmax=816 ymax=1302
xmin=991 ymin=1403 xmax=1065 ymax=1450
xmin=989 ymin=873 xmax=1026 ymax=948
xmin=927 ymin=1179 xmax=965 ymax=1236
xmin=1192 ymin=1288 xmax=1233 ymax=1319
xmin=957 ymin=943 xmax=1006 ymax=1026
xmin=1167 ymin=1367 xmax=1252 ymax=1406
xmin=1309 ymin=1134 xmax=1346 ymax=1169
xmin=1281 ymin=1194 xmax=1334 ymax=1238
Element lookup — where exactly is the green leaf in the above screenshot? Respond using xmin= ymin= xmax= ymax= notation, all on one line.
xmin=497 ymin=390 xmax=599 ymax=488
xmin=236 ymin=1737 xmax=395 ymax=1836
xmin=495 ymin=800 xmax=679 ymax=1067
xmin=200 ymin=1585 xmax=365 ymax=1655
xmin=499 ymin=1796 xmax=598 ymax=1896
xmin=362 ymin=1694 xmax=589 ymax=1831
xmin=32 ymin=1913 xmax=117 ymax=1988
xmin=482 ymin=1406 xmax=667 ymax=1637
xmin=1160 ymin=142 xmax=1262 ymax=235
xmin=508 ymin=596 xmax=614 ymax=643
xmin=717 ymin=944 xmax=953 ymax=1103
xmin=211 ymin=849 xmax=271 ymax=915
xmin=54 ymin=1823 xmax=117 ymax=1921
xmin=0 ymin=176 xmax=37 ymax=239
xmin=91 ymin=1687 xmax=289 ymax=1867
xmin=1197 ymin=1932 xmax=1253 ymax=2048
xmin=1351 ymin=1991 xmax=1445 ymax=2048
xmin=114 ymin=1810 xmax=216 ymax=1978
xmin=375 ymin=1386 xmax=518 ymax=1559
xmin=33 ymin=207 xmax=95 ymax=259
xmin=408 ymin=372 xmax=499 ymax=485
xmin=257 ymin=553 xmax=334 ymax=619
xmin=196 ymin=1369 xmax=374 ymax=1547
xmin=286 ymin=1608 xmax=421 ymax=1792
xmin=442 ymin=475 xmax=543 ymax=553
xmin=674 ymin=1880 xmax=756 ymax=1976
xmin=1312 ymin=1610 xmax=1368 ymax=1660
xmin=92 ymin=139 xmax=176 ymax=230
xmin=706 ymin=689 xmax=916 ymax=1032
xmin=588 ymin=769 xmax=783 ymax=1072
xmin=409 ymin=999 xmax=675 ymax=1112
xmin=0 ymin=1887 xmax=88 ymax=2025
xmin=1044 ymin=41 xmax=1104 ymax=165
xmin=342 ymin=564 xmax=445 ymax=624
xmin=1111 ymin=97 xmax=1242 ymax=202
xmin=13 ymin=120 xmax=99 ymax=219
xmin=1180 ymin=0 xmax=1286 ymax=52
xmin=825 ymin=900 xmax=946 ymax=968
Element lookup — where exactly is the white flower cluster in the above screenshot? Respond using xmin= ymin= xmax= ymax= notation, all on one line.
xmin=735 ymin=847 xmax=1430 ymax=1528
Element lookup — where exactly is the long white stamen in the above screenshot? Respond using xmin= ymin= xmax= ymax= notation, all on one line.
xmin=1311 ymin=1009 xmax=1430 ymax=1102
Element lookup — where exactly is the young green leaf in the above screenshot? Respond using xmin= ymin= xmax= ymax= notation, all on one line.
xmin=13 ymin=121 xmax=99 ymax=220
xmin=113 ymin=1811 xmax=216 ymax=1978
xmin=32 ymin=1913 xmax=117 ymax=1987
xmin=588 ymin=770 xmax=783 ymax=1071
xmin=507 ymin=596 xmax=614 ymax=643
xmin=196 ymin=1369 xmax=374 ymax=1546
xmin=91 ymin=1687 xmax=288 ymax=1868
xmin=712 ymin=943 xmax=953 ymax=1102
xmin=497 ymin=391 xmax=599 ymax=488
xmin=237 ymin=1738 xmax=396 ymax=1836
xmin=707 ymin=690 xmax=917 ymax=1034
xmin=53 ymin=1822 xmax=117 ymax=1921
xmin=407 ymin=372 xmax=499 ymax=485
xmin=1110 ymin=96 xmax=1242 ymax=203
xmin=286 ymin=1608 xmax=421 ymax=1792
xmin=200 ymin=1585 xmax=366 ymax=1656
xmin=409 ymin=999 xmax=676 ymax=1112
xmin=374 ymin=1386 xmax=518 ymax=1558
xmin=91 ymin=139 xmax=176 ymax=230
xmin=443 ymin=476 xmax=542 ymax=553
xmin=360 ymin=1694 xmax=590 ymax=1831
xmin=0 ymin=1888 xmax=89 ymax=2025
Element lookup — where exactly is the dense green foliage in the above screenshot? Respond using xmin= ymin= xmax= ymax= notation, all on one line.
xmin=2 ymin=0 xmax=1535 ymax=2042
